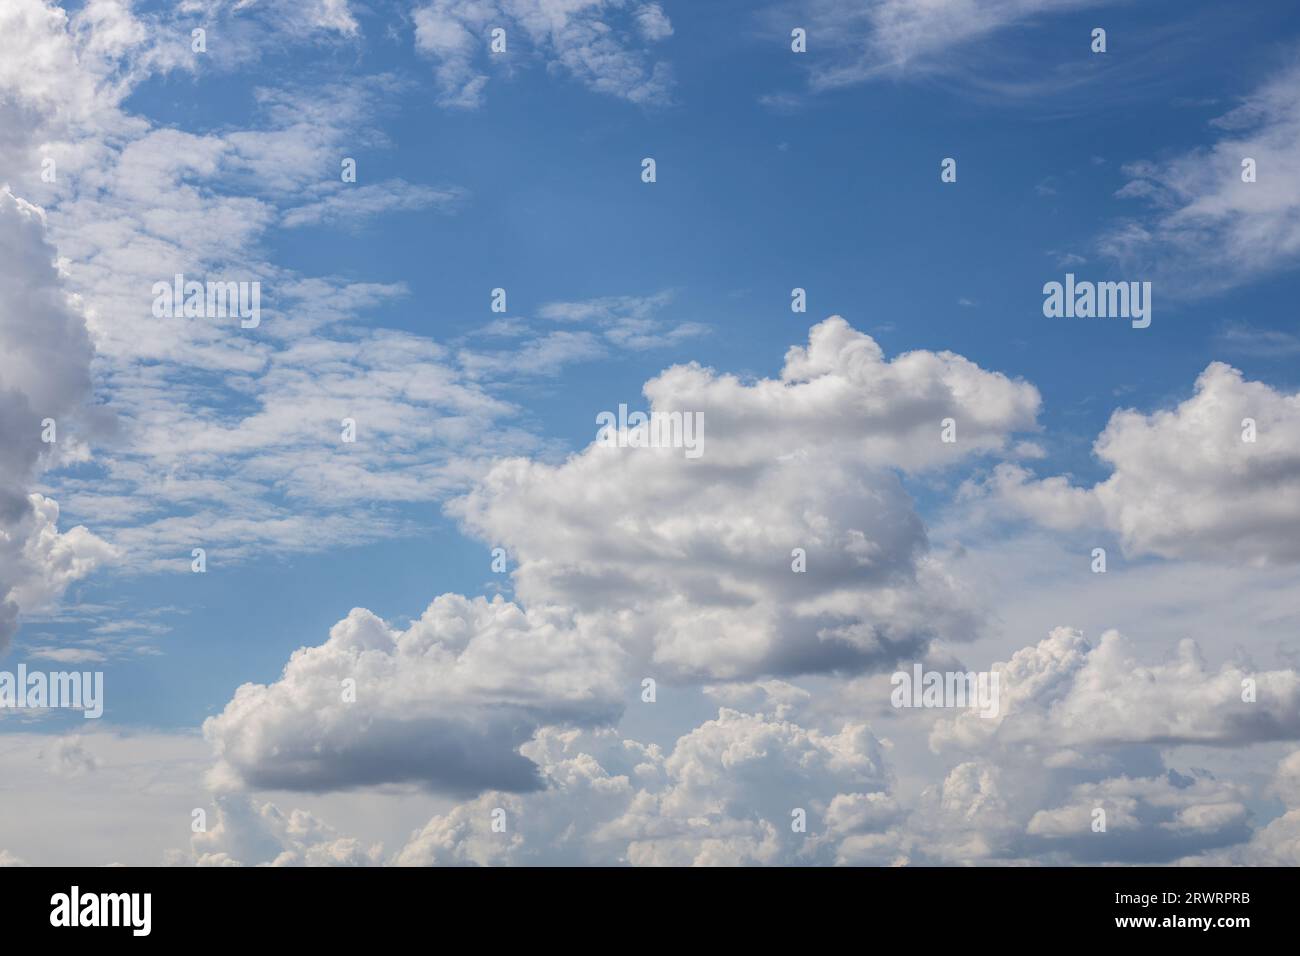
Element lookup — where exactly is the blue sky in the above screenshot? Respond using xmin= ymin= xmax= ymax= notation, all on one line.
xmin=3 ymin=0 xmax=1300 ymax=865
xmin=60 ymin=0 xmax=1300 ymax=726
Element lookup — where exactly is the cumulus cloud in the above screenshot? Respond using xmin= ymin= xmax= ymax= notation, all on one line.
xmin=413 ymin=0 xmax=674 ymax=109
xmin=1022 ymin=771 xmax=1252 ymax=863
xmin=204 ymin=595 xmax=624 ymax=794
xmin=932 ymin=627 xmax=1300 ymax=756
xmin=842 ymin=625 xmax=1300 ymax=864
xmin=0 ymin=188 xmax=112 ymax=651
xmin=0 ymin=0 xmax=155 ymax=170
xmin=10 ymin=0 xmax=1297 ymax=872
xmin=190 ymin=794 xmax=382 ymax=867
xmin=1218 ymin=750 xmax=1300 ymax=864
xmin=206 ymin=317 xmax=1043 ymax=813
xmin=452 ymin=316 xmax=1039 ymax=680
xmin=396 ymin=707 xmax=892 ymax=866
xmin=185 ymin=619 xmax=1300 ymax=864
xmin=982 ymin=361 xmax=1300 ymax=564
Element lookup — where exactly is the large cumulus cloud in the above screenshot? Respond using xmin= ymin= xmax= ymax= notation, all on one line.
xmin=0 ymin=188 xmax=112 ymax=652
xmin=452 ymin=316 xmax=1039 ymax=680
xmin=204 ymin=594 xmax=625 ymax=794
xmin=205 ymin=317 xmax=1039 ymax=798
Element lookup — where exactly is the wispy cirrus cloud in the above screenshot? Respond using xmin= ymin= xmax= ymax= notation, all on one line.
xmin=412 ymin=0 xmax=675 ymax=109
xmin=0 ymin=6 xmax=538 ymax=572
xmin=1101 ymin=58 xmax=1300 ymax=296
xmin=456 ymin=290 xmax=708 ymax=380
xmin=760 ymin=0 xmax=1116 ymax=94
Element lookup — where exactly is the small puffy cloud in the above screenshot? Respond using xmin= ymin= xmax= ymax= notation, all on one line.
xmin=974 ymin=462 xmax=1105 ymax=531
xmin=42 ymin=735 xmax=100 ymax=778
xmin=1 ymin=494 xmax=116 ymax=615
xmin=634 ymin=3 xmax=672 ymax=41
xmin=982 ymin=362 xmax=1300 ymax=564
xmin=191 ymin=794 xmax=382 ymax=867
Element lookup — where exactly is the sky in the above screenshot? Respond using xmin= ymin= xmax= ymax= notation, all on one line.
xmin=0 ymin=0 xmax=1299 ymax=866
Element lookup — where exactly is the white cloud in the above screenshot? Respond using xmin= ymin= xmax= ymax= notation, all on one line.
xmin=413 ymin=0 xmax=674 ymax=109
xmin=1 ymin=8 xmax=531 ymax=569
xmin=42 ymin=734 xmax=101 ymax=778
xmin=452 ymin=316 xmax=1038 ymax=680
xmin=457 ymin=291 xmax=708 ymax=379
xmin=1102 ymin=60 xmax=1300 ymax=296
xmin=0 ymin=188 xmax=113 ymax=650
xmin=281 ymin=180 xmax=468 ymax=229
xmin=0 ymin=0 xmax=153 ymax=153
xmin=1 ymin=494 xmax=115 ymax=615
xmin=7 ymin=0 xmax=1298 ymax=871
xmin=1181 ymin=749 xmax=1300 ymax=864
xmin=395 ymin=707 xmax=891 ymax=866
xmin=982 ymin=362 xmax=1300 ymax=564
xmin=764 ymin=0 xmax=1110 ymax=93
xmin=633 ymin=3 xmax=672 ymax=42
xmin=191 ymin=794 xmax=382 ymax=866
xmin=932 ymin=627 xmax=1300 ymax=755
xmin=200 ymin=317 xmax=1045 ymax=810
xmin=203 ymin=595 xmax=625 ymax=794
xmin=537 ymin=291 xmax=707 ymax=350
xmin=1023 ymin=772 xmax=1251 ymax=862
xmin=0 ymin=729 xmax=212 ymax=866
